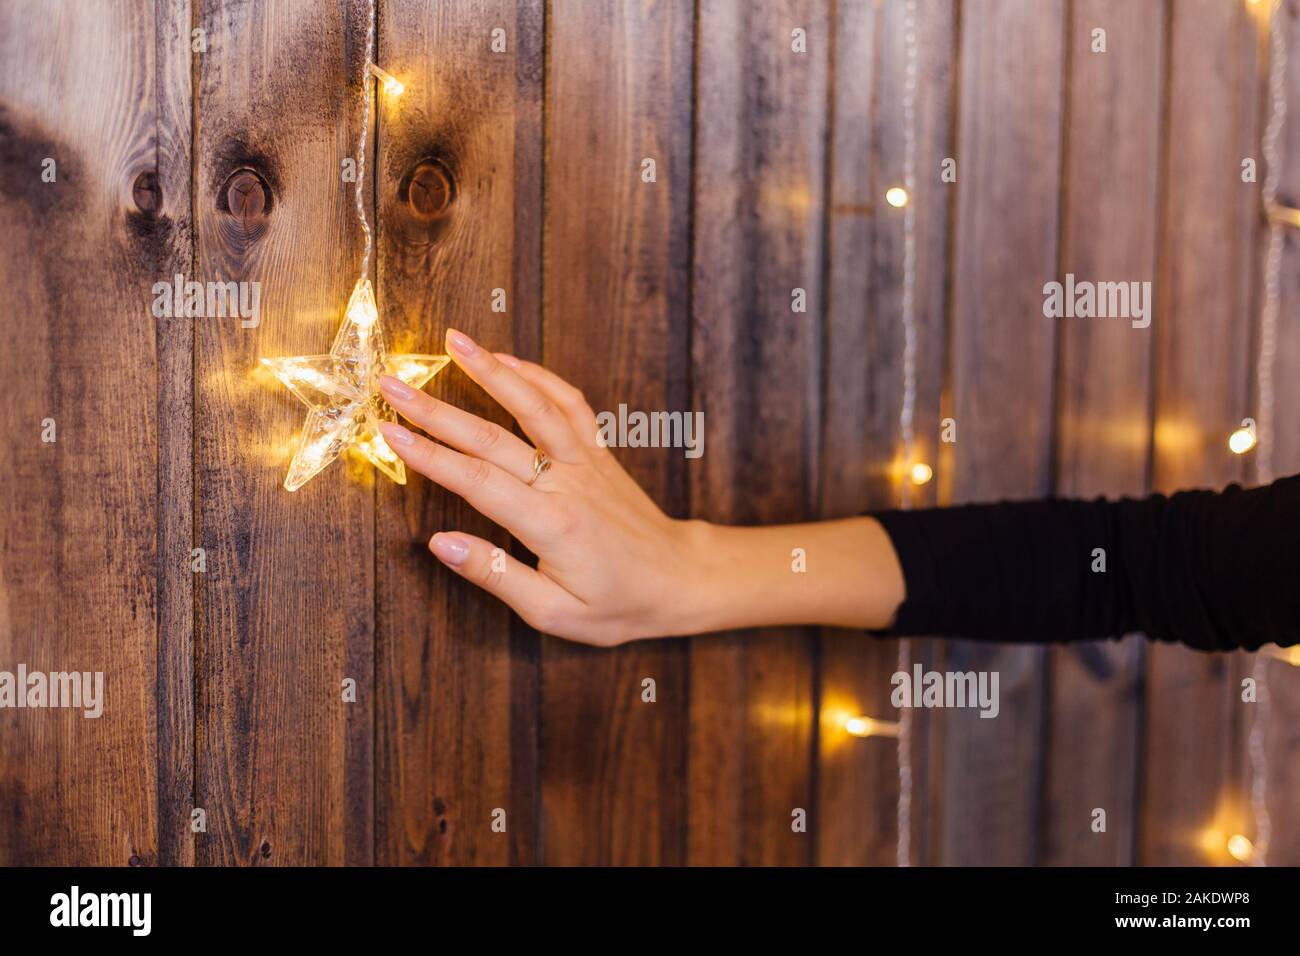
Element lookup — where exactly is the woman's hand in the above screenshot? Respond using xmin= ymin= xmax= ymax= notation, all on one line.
xmin=377 ymin=328 xmax=906 ymax=644
xmin=376 ymin=328 xmax=709 ymax=646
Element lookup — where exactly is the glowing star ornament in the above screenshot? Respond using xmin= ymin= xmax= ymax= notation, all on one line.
xmin=262 ymin=278 xmax=448 ymax=491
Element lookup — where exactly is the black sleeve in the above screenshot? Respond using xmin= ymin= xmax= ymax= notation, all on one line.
xmin=870 ymin=474 xmax=1300 ymax=652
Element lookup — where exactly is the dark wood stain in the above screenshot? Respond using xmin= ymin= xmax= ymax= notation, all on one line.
xmin=374 ymin=0 xmax=543 ymax=866
xmin=540 ymin=0 xmax=692 ymax=866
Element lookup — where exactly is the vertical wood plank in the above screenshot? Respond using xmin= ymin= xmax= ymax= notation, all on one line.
xmin=1254 ymin=0 xmax=1300 ymax=868
xmin=1142 ymin=0 xmax=1260 ymax=866
xmin=816 ymin=0 xmax=955 ymax=866
xmin=0 ymin=0 xmax=191 ymax=866
xmin=375 ymin=0 xmax=543 ymax=866
xmin=540 ymin=0 xmax=693 ymax=866
xmin=941 ymin=0 xmax=1065 ymax=866
xmin=1042 ymin=0 xmax=1163 ymax=867
xmin=154 ymin=0 xmax=198 ymax=870
xmin=194 ymin=0 xmax=373 ymax=866
xmin=689 ymin=0 xmax=829 ymax=866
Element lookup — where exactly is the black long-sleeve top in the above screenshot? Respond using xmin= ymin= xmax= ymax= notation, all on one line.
xmin=872 ymin=474 xmax=1300 ymax=652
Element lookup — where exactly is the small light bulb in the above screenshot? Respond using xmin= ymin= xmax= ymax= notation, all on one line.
xmin=1227 ymin=834 xmax=1255 ymax=863
xmin=368 ymin=62 xmax=405 ymax=97
xmin=910 ymin=462 xmax=933 ymax=485
xmin=1228 ymin=427 xmax=1256 ymax=455
xmin=885 ymin=186 xmax=909 ymax=208
xmin=844 ymin=716 xmax=900 ymax=738
xmin=845 ymin=716 xmax=871 ymax=737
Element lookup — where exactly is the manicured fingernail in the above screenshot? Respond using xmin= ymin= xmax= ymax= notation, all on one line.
xmin=379 ymin=375 xmax=415 ymax=400
xmin=494 ymin=352 xmax=521 ymax=368
xmin=430 ymin=532 xmax=469 ymax=565
xmin=379 ymin=421 xmax=416 ymax=446
xmin=447 ymin=329 xmax=477 ymax=358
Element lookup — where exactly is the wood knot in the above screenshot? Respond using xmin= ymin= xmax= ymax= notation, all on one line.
xmin=225 ymin=169 xmax=269 ymax=218
xmin=259 ymin=840 xmax=272 ymax=859
xmin=393 ymin=158 xmax=455 ymax=246
xmin=405 ymin=160 xmax=453 ymax=220
xmin=218 ymin=168 xmax=272 ymax=247
xmin=131 ymin=171 xmax=161 ymax=217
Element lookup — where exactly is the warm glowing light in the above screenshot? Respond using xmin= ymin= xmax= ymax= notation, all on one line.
xmin=368 ymin=62 xmax=404 ymax=96
xmin=1263 ymin=644 xmax=1300 ymax=666
xmin=909 ymin=462 xmax=933 ymax=485
xmin=1245 ymin=0 xmax=1272 ymax=21
xmin=1266 ymin=200 xmax=1300 ymax=227
xmin=845 ymin=716 xmax=900 ymax=738
xmin=885 ymin=186 xmax=909 ymax=208
xmin=1227 ymin=834 xmax=1255 ymax=863
xmin=1228 ymin=427 xmax=1257 ymax=455
xmin=1199 ymin=827 xmax=1227 ymax=857
xmin=262 ymin=278 xmax=449 ymax=491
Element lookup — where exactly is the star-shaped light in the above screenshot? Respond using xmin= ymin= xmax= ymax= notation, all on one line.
xmin=262 ymin=278 xmax=448 ymax=491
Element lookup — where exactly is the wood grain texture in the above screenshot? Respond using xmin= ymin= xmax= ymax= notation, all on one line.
xmin=1141 ymin=0 xmax=1260 ymax=867
xmin=1041 ymin=0 xmax=1163 ymax=868
xmin=689 ymin=0 xmax=828 ymax=866
xmin=941 ymin=0 xmax=1064 ymax=866
xmin=540 ymin=0 xmax=693 ymax=866
xmin=816 ymin=0 xmax=955 ymax=866
xmin=1251 ymin=0 xmax=1300 ymax=868
xmin=375 ymin=0 xmax=543 ymax=866
xmin=194 ymin=0 xmax=374 ymax=866
xmin=1 ymin=0 xmax=1296 ymax=869
xmin=154 ymin=0 xmax=199 ymax=871
xmin=0 ymin=0 xmax=191 ymax=866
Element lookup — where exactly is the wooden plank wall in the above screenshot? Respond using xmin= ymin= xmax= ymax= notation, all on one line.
xmin=0 ymin=0 xmax=192 ymax=867
xmin=541 ymin=0 xmax=692 ymax=866
xmin=941 ymin=0 xmax=1065 ymax=865
xmin=194 ymin=0 xmax=375 ymax=866
xmin=689 ymin=0 xmax=828 ymax=867
xmin=817 ymin=0 xmax=955 ymax=867
xmin=1 ymin=0 xmax=1297 ymax=867
xmin=1262 ymin=0 xmax=1300 ymax=868
xmin=1143 ymin=0 xmax=1262 ymax=866
xmin=375 ymin=0 xmax=543 ymax=868
xmin=1043 ymin=0 xmax=1162 ymax=867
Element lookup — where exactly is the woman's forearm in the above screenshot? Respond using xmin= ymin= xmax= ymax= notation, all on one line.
xmin=675 ymin=474 xmax=1300 ymax=652
xmin=672 ymin=517 xmax=906 ymax=635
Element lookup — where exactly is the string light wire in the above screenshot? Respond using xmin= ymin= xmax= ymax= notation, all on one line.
xmin=895 ymin=0 xmax=920 ymax=869
xmin=355 ymin=0 xmax=377 ymax=285
xmin=1246 ymin=0 xmax=1287 ymax=868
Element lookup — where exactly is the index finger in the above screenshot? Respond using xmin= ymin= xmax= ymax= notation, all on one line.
xmin=445 ymin=329 xmax=586 ymax=462
xmin=378 ymin=421 xmax=560 ymax=547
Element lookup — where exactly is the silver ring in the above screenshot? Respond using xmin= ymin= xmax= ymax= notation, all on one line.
xmin=527 ymin=448 xmax=551 ymax=486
